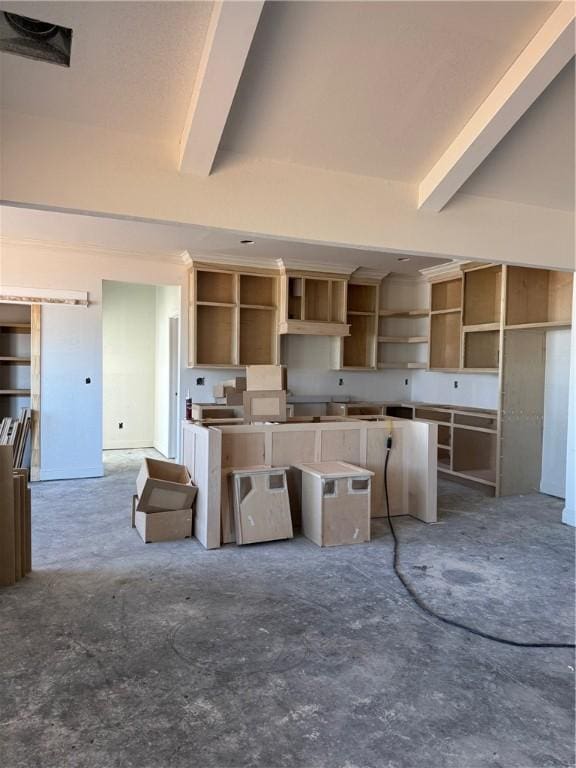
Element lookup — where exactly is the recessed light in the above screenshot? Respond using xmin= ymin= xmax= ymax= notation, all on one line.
xmin=240 ymin=239 xmax=255 ymax=245
xmin=397 ymin=257 xmax=411 ymax=262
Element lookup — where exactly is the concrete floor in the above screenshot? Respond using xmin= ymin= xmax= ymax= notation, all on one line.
xmin=1 ymin=449 xmax=574 ymax=768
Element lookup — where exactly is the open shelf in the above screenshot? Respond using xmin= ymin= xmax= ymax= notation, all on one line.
xmin=379 ymin=309 xmax=429 ymax=317
xmin=239 ymin=308 xmax=276 ymax=365
xmin=304 ymin=279 xmax=331 ymax=322
xmin=377 ymin=336 xmax=427 ymax=343
xmin=347 ymin=283 xmax=377 ymax=313
xmin=378 ymin=362 xmax=426 ymax=369
xmin=506 ymin=267 xmax=573 ymax=327
xmin=431 ymin=278 xmax=462 ymax=312
xmin=240 ymin=274 xmax=277 ymax=307
xmin=196 ymin=270 xmax=236 ymax=304
xmin=463 ymin=265 xmax=502 ymax=326
xmin=463 ymin=329 xmax=499 ymax=370
xmin=0 ymin=357 xmax=30 ymax=364
xmin=196 ymin=305 xmax=235 ymax=366
xmin=452 ymin=427 xmax=497 ymax=486
xmin=438 ymin=424 xmax=451 ymax=446
xmin=0 ymin=323 xmax=31 ymax=332
xmin=430 ymin=311 xmax=461 ymax=369
xmin=0 ymin=389 xmax=31 ymax=396
xmin=287 ymin=277 xmax=303 ymax=320
xmin=438 ymin=447 xmax=451 ymax=469
xmin=343 ymin=314 xmax=376 ymax=368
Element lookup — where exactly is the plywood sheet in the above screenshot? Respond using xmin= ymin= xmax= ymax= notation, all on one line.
xmin=0 ymin=446 xmax=15 ymax=586
xmin=182 ymin=423 xmax=221 ymax=549
xmin=222 ymin=432 xmax=266 ymax=468
xmin=320 ymin=429 xmax=361 ymax=463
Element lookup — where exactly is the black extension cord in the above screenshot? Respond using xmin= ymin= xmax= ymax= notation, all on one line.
xmin=383 ymin=436 xmax=575 ymax=649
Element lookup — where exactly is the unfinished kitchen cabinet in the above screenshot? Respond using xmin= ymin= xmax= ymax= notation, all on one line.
xmin=463 ymin=265 xmax=503 ymax=327
xmin=335 ymin=279 xmax=379 ymax=370
xmin=279 ymin=271 xmax=349 ymax=336
xmin=297 ymin=461 xmax=373 ymax=547
xmin=230 ymin=466 xmax=293 ymax=545
xmin=429 ymin=310 xmax=462 ymax=369
xmin=506 ymin=267 xmax=573 ymax=328
xmin=188 ymin=263 xmax=280 ymax=368
xmin=463 ymin=329 xmax=499 ymax=371
xmin=376 ymin=275 xmax=429 ymax=369
xmin=428 ymin=273 xmax=463 ymax=370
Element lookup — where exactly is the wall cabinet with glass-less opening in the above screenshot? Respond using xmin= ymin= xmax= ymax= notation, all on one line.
xmin=188 ymin=263 xmax=280 ymax=368
xmin=278 ymin=271 xmax=349 ymax=336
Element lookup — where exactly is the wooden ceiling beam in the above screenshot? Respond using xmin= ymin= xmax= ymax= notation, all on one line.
xmin=178 ymin=1 xmax=264 ymax=176
xmin=418 ymin=2 xmax=576 ymax=212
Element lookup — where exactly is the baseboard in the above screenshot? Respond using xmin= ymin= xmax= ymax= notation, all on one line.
xmin=38 ymin=465 xmax=104 ymax=481
xmin=103 ymin=440 xmax=155 ymax=450
xmin=562 ymin=505 xmax=575 ymax=527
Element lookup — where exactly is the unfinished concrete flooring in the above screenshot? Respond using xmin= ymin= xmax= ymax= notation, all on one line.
xmin=1 ymin=450 xmax=574 ymax=768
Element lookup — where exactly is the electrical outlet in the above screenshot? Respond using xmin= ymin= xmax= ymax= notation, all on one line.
xmin=196 ymin=377 xmax=205 ymax=386
xmin=85 ymin=377 xmax=91 ymax=384
xmin=453 ymin=380 xmax=459 ymax=389
xmin=404 ymin=378 xmax=409 ymax=386
xmin=118 ymin=422 xmax=123 ymax=429
xmin=338 ymin=378 xmax=344 ymax=386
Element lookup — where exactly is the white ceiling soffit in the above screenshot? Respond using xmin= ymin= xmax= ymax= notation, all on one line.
xmin=178 ymin=1 xmax=264 ymax=175
xmin=461 ymin=59 xmax=574 ymax=212
xmin=0 ymin=206 xmax=452 ymax=274
xmin=0 ymin=1 xmax=214 ymax=145
xmin=220 ymin=1 xmax=559 ymax=183
xmin=418 ymin=1 xmax=575 ymax=211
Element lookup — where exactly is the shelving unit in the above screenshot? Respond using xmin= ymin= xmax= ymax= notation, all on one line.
xmin=279 ymin=272 xmax=349 ymax=336
xmin=339 ymin=280 xmax=379 ymax=369
xmin=505 ymin=267 xmax=573 ymax=328
xmin=0 ymin=303 xmax=40 ymax=478
xmin=189 ymin=264 xmax=280 ymax=368
xmin=428 ymin=274 xmax=463 ymax=371
xmin=373 ymin=276 xmax=430 ymax=370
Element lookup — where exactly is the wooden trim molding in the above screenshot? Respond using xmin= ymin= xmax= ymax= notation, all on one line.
xmin=30 ymin=305 xmax=41 ymax=482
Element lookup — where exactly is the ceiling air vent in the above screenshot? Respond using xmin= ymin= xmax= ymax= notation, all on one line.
xmin=0 ymin=10 xmax=72 ymax=66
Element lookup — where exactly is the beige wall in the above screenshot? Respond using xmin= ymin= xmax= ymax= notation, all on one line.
xmin=1 ymin=111 xmax=574 ymax=271
xmin=102 ymin=281 xmax=156 ymax=450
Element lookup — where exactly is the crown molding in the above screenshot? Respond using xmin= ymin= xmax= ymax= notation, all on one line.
xmin=419 ymin=259 xmax=466 ymax=280
xmin=182 ymin=250 xmax=280 ymax=270
xmin=0 ymin=285 xmax=89 ymax=306
xmin=351 ymin=267 xmax=390 ymax=282
xmin=0 ymin=236 xmax=185 ymax=264
xmin=276 ymin=258 xmax=356 ymax=276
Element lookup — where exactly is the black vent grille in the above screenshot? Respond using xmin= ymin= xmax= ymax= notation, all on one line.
xmin=0 ymin=10 xmax=72 ymax=66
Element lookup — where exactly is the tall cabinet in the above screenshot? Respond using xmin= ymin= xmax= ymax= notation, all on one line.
xmin=426 ymin=263 xmax=573 ymax=496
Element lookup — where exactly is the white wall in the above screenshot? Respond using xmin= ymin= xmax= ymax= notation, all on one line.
xmin=563 ymin=283 xmax=576 ymax=526
xmin=411 ymin=370 xmax=500 ymax=410
xmin=102 ymin=281 xmax=156 ymax=449
xmin=540 ymin=329 xmax=571 ymax=497
xmin=0 ymin=241 xmax=185 ymax=480
xmin=154 ymin=285 xmax=181 ymax=458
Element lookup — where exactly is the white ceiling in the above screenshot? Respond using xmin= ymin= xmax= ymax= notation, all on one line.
xmin=0 ymin=206 xmax=451 ymax=274
xmin=0 ymin=1 xmax=213 ymax=145
xmin=461 ymin=59 xmax=575 ymax=212
xmin=220 ymin=1 xmax=559 ymax=182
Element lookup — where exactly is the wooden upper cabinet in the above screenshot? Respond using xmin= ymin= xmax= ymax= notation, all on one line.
xmin=278 ymin=271 xmax=350 ymax=336
xmin=188 ymin=264 xmax=280 ymax=368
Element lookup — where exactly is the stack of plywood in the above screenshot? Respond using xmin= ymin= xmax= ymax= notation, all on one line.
xmin=213 ymin=377 xmax=246 ymax=406
xmin=0 ymin=407 xmax=32 ymax=469
xmin=0 ymin=446 xmax=31 ymax=586
xmin=243 ymin=365 xmax=288 ymax=423
xmin=132 ymin=458 xmax=198 ymax=543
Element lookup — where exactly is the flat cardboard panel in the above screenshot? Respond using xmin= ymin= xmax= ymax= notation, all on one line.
xmin=246 ymin=365 xmax=287 ymax=391
xmin=135 ymin=508 xmax=193 ymax=543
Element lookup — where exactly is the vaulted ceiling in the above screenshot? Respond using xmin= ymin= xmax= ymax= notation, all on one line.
xmin=0 ymin=1 xmax=574 ymax=270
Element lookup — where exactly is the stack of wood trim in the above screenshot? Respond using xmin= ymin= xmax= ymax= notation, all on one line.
xmin=0 ymin=446 xmax=31 ymax=586
xmin=0 ymin=408 xmax=32 ymax=468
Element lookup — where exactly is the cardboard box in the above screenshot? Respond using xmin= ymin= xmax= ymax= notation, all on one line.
xmin=135 ymin=508 xmax=193 ymax=543
xmin=136 ymin=458 xmax=197 ymax=513
xmin=246 ymin=365 xmax=287 ymax=392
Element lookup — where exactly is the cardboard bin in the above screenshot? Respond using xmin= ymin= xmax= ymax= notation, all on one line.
xmin=136 ymin=458 xmax=197 ymax=513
